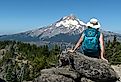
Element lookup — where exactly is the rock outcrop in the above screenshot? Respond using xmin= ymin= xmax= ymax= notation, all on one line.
xmin=112 ymin=65 xmax=121 ymax=82
xmin=34 ymin=51 xmax=120 ymax=82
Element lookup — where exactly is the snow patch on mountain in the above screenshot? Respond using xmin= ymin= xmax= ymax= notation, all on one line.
xmin=56 ymin=15 xmax=86 ymax=30
xmin=25 ymin=15 xmax=86 ymax=39
xmin=0 ymin=15 xmax=121 ymax=42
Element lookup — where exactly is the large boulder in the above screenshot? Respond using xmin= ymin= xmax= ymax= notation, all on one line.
xmin=34 ymin=51 xmax=120 ymax=82
xmin=34 ymin=74 xmax=75 ymax=82
xmin=67 ymin=52 xmax=119 ymax=82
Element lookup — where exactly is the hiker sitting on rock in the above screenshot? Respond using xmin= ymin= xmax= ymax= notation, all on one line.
xmin=69 ymin=18 xmax=108 ymax=62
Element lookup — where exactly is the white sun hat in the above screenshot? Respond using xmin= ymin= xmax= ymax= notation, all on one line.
xmin=93 ymin=22 xmax=101 ymax=29
xmin=90 ymin=18 xmax=98 ymax=23
xmin=89 ymin=18 xmax=101 ymax=29
xmin=86 ymin=22 xmax=93 ymax=27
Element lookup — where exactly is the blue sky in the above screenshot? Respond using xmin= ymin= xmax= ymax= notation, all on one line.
xmin=0 ymin=0 xmax=121 ymax=35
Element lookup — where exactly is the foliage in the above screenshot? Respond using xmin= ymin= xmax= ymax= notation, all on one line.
xmin=1 ymin=36 xmax=121 ymax=82
xmin=0 ymin=41 xmax=60 ymax=81
xmin=105 ymin=36 xmax=121 ymax=65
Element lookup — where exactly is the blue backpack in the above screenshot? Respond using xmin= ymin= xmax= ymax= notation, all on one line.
xmin=82 ymin=28 xmax=100 ymax=53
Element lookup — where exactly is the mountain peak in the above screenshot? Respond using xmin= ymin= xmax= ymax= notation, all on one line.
xmin=26 ymin=15 xmax=86 ymax=39
xmin=55 ymin=15 xmax=86 ymax=29
xmin=0 ymin=14 xmax=121 ymax=42
xmin=62 ymin=14 xmax=76 ymax=20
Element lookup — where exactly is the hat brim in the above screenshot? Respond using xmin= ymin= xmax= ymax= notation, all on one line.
xmin=86 ymin=22 xmax=100 ymax=28
xmin=92 ymin=22 xmax=101 ymax=28
xmin=86 ymin=22 xmax=93 ymax=27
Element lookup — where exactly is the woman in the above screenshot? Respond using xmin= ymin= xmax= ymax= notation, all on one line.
xmin=69 ymin=18 xmax=108 ymax=62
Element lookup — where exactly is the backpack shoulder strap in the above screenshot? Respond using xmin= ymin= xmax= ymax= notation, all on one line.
xmin=97 ymin=30 xmax=101 ymax=39
xmin=81 ymin=29 xmax=87 ymax=40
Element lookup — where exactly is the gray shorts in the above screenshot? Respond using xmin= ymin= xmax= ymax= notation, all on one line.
xmin=79 ymin=48 xmax=100 ymax=58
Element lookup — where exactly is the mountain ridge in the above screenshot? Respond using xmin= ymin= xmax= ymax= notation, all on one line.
xmin=0 ymin=15 xmax=121 ymax=43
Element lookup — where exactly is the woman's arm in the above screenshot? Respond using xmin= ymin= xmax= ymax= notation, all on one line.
xmin=73 ymin=35 xmax=83 ymax=51
xmin=99 ymin=33 xmax=105 ymax=58
xmin=69 ymin=34 xmax=84 ymax=52
xmin=99 ymin=33 xmax=108 ymax=62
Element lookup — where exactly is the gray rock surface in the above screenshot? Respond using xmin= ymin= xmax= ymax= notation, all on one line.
xmin=112 ymin=65 xmax=121 ymax=82
xmin=34 ymin=74 xmax=75 ymax=82
xmin=70 ymin=52 xmax=119 ymax=82
xmin=34 ymin=51 xmax=119 ymax=82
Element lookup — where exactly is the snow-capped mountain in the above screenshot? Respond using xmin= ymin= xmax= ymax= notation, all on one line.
xmin=25 ymin=15 xmax=86 ymax=40
xmin=0 ymin=15 xmax=121 ymax=43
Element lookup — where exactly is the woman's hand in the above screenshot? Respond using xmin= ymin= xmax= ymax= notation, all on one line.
xmin=68 ymin=49 xmax=75 ymax=53
xmin=101 ymin=57 xmax=108 ymax=63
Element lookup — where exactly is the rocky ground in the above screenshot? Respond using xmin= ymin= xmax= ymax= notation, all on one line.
xmin=34 ymin=51 xmax=120 ymax=82
xmin=0 ymin=49 xmax=121 ymax=82
xmin=112 ymin=65 xmax=121 ymax=82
